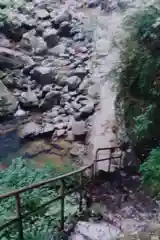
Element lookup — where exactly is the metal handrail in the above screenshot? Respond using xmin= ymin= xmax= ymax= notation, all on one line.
xmin=0 ymin=146 xmax=122 ymax=239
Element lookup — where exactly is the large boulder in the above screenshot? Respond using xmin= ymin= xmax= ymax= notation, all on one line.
xmin=18 ymin=122 xmax=41 ymax=139
xmin=72 ymin=120 xmax=87 ymax=138
xmin=31 ymin=66 xmax=55 ymax=85
xmin=0 ymin=81 xmax=17 ymax=118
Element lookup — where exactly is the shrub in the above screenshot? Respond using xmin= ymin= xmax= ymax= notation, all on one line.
xmin=0 ymin=158 xmax=79 ymax=240
xmin=116 ymin=4 xmax=160 ymax=156
xmin=139 ymin=148 xmax=160 ymax=198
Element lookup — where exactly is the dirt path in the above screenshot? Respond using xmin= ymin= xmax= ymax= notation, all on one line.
xmin=81 ymin=7 xmax=123 ymax=170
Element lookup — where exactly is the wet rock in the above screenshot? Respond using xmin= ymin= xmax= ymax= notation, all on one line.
xmin=19 ymin=87 xmax=39 ymax=108
xmin=23 ymin=139 xmax=52 ymax=158
xmin=35 ymin=9 xmax=50 ymax=20
xmin=43 ymin=28 xmax=59 ymax=48
xmin=72 ymin=120 xmax=86 ymax=137
xmin=0 ymin=47 xmax=34 ymax=70
xmin=0 ymin=81 xmax=17 ymax=118
xmin=31 ymin=66 xmax=55 ymax=85
xmin=19 ymin=122 xmax=41 ymax=139
xmin=66 ymin=76 xmax=81 ymax=90
xmin=70 ymin=142 xmax=86 ymax=157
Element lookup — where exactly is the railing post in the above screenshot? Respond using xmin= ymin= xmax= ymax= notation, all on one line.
xmin=108 ymin=148 xmax=114 ymax=172
xmin=15 ymin=194 xmax=23 ymax=240
xmin=60 ymin=180 xmax=65 ymax=230
xmin=79 ymin=172 xmax=83 ymax=212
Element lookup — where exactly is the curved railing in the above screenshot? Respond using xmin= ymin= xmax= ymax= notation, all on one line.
xmin=0 ymin=146 xmax=123 ymax=239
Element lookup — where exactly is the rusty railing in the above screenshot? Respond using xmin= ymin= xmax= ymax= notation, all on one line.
xmin=0 ymin=146 xmax=122 ymax=239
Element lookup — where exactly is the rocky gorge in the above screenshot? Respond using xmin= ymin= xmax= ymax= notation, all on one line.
xmin=0 ymin=0 xmax=102 ymax=165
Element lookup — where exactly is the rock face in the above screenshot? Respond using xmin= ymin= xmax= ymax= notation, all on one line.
xmin=0 ymin=81 xmax=17 ymax=118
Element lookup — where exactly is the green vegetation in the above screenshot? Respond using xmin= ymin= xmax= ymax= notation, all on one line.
xmin=0 ymin=158 xmax=78 ymax=240
xmin=140 ymin=148 xmax=160 ymax=198
xmin=117 ymin=5 xmax=160 ymax=156
xmin=116 ymin=4 xmax=160 ymax=197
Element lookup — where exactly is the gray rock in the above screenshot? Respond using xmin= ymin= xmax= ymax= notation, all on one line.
xmin=0 ymin=47 xmax=34 ymax=70
xmin=53 ymin=10 xmax=72 ymax=26
xmin=71 ymin=101 xmax=81 ymax=111
xmin=19 ymin=122 xmax=41 ymax=139
xmin=31 ymin=66 xmax=55 ymax=85
xmin=66 ymin=76 xmax=81 ymax=90
xmin=39 ymin=90 xmax=60 ymax=110
xmin=55 ymin=122 xmax=65 ymax=129
xmin=20 ymin=31 xmax=47 ymax=55
xmin=0 ymin=81 xmax=17 ymax=118
xmin=72 ymin=120 xmax=86 ymax=136
xmin=70 ymin=67 xmax=87 ymax=80
xmin=56 ymin=129 xmax=66 ymax=137
xmin=70 ymin=142 xmax=86 ymax=157
xmin=87 ymin=0 xmax=101 ymax=8
xmin=66 ymin=131 xmax=74 ymax=141
xmin=42 ymin=84 xmax=52 ymax=94
xmin=88 ymin=84 xmax=100 ymax=99
xmin=49 ymin=43 xmax=66 ymax=56
xmin=35 ymin=9 xmax=50 ymax=19
xmin=43 ymin=28 xmax=59 ymax=48
xmin=80 ymin=101 xmax=94 ymax=117
xmin=41 ymin=123 xmax=55 ymax=134
xmin=58 ymin=21 xmax=71 ymax=37
xmin=54 ymin=115 xmax=63 ymax=123
xmin=1 ymin=12 xmax=29 ymax=41
xmin=73 ymin=33 xmax=85 ymax=42
xmin=73 ymin=221 xmax=120 ymax=240
xmin=14 ymin=106 xmax=26 ymax=117
xmin=78 ymin=78 xmax=89 ymax=94
xmin=44 ymin=110 xmax=58 ymax=118
xmin=20 ymin=88 xmax=39 ymax=108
